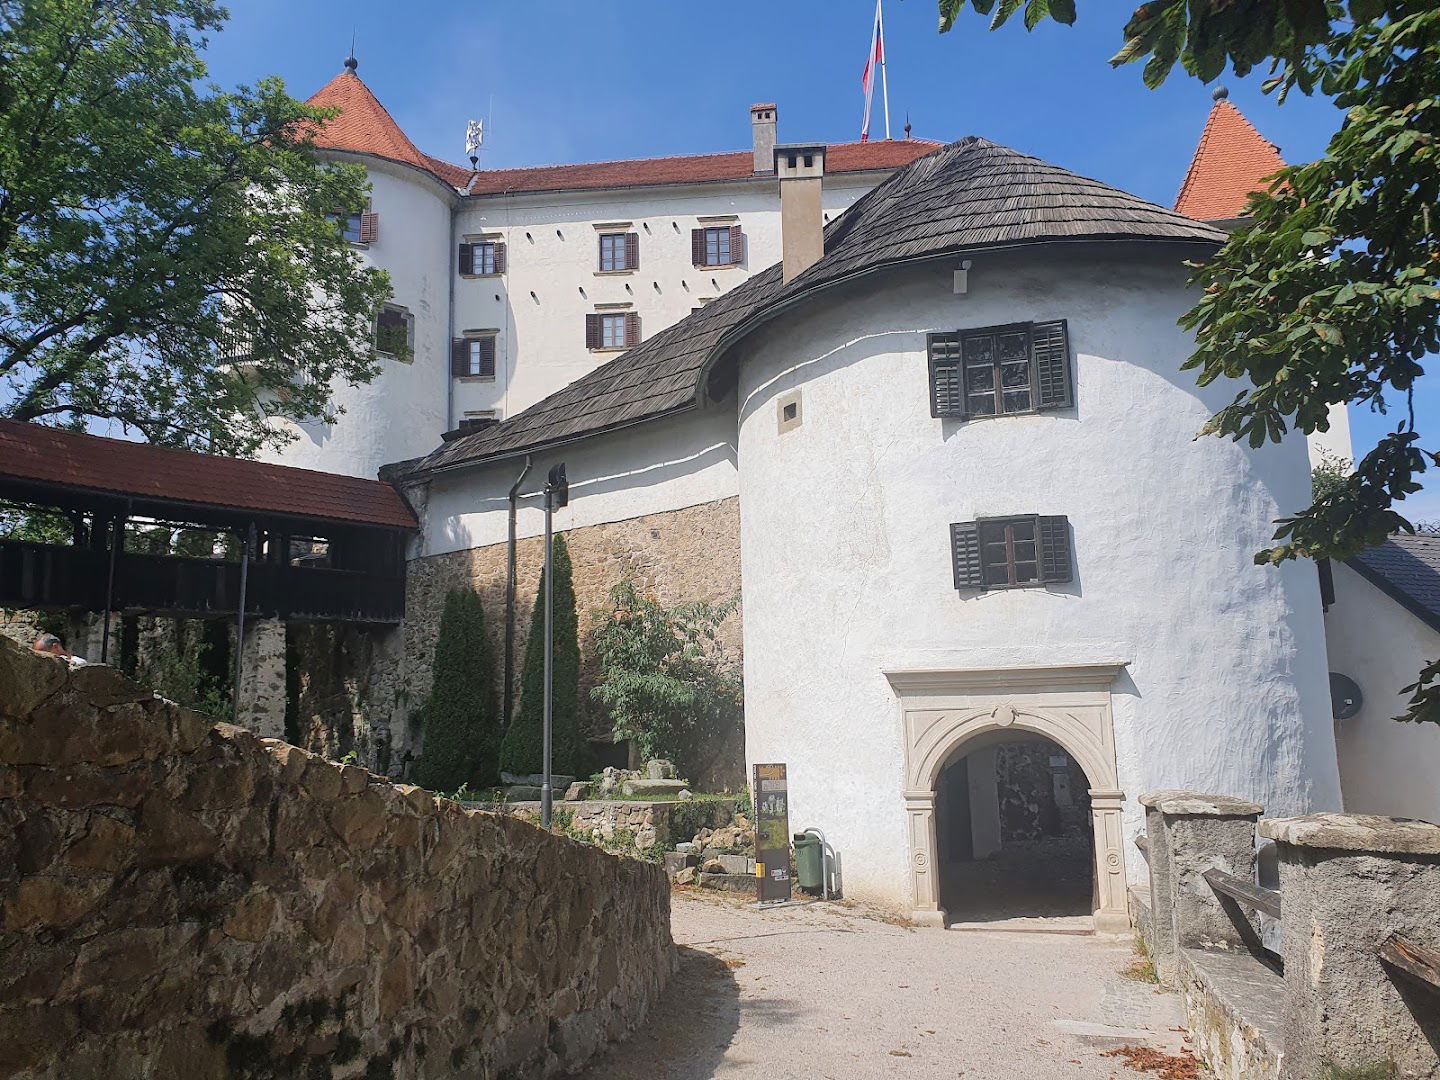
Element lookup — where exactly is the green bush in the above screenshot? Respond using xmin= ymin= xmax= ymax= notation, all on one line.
xmin=412 ymin=587 xmax=498 ymax=792
xmin=500 ymin=534 xmax=581 ymax=776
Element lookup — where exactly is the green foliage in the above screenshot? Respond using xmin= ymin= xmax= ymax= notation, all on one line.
xmin=590 ymin=580 xmax=741 ymax=779
xmin=501 ymin=534 xmax=581 ymax=776
xmin=133 ymin=631 xmax=229 ymax=717
xmin=0 ymin=0 xmax=392 ymax=453
xmin=1312 ymin=452 xmax=1354 ymax=503
xmin=412 ymin=588 xmax=498 ymax=793
xmin=666 ymin=794 xmax=741 ymax=847
xmin=0 ymin=501 xmax=70 ymax=544
xmin=934 ymin=3 xmax=1440 ymax=726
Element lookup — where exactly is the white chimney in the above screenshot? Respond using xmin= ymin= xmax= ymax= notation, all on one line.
xmin=751 ymin=104 xmax=777 ymax=174
xmin=776 ymin=143 xmax=825 ymax=282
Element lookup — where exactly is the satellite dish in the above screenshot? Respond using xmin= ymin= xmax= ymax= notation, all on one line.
xmin=1330 ymin=672 xmax=1363 ymax=720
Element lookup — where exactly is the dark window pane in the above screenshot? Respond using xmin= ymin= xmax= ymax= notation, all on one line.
xmin=1013 ymin=562 xmax=1038 ymax=583
xmin=963 ymin=336 xmax=994 ymax=365
xmin=1003 ymin=390 xmax=1032 ymax=413
xmin=968 ymin=395 xmax=997 ymax=416
xmin=1001 ymin=361 xmax=1030 ymax=388
xmin=966 ymin=363 xmax=995 ymax=393
xmin=998 ymin=331 xmax=1028 ymax=362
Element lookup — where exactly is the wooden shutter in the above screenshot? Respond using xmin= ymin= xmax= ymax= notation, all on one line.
xmin=450 ymin=338 xmax=468 ymax=377
xmin=950 ymin=522 xmax=984 ymax=590
xmin=729 ymin=225 xmax=744 ymax=265
xmin=477 ymin=336 xmax=496 ymax=378
xmin=1037 ymin=515 xmax=1072 ymax=583
xmin=927 ymin=334 xmax=966 ymax=419
xmin=691 ymin=228 xmax=705 ymax=265
xmin=585 ymin=314 xmax=601 ymax=349
xmin=358 ymin=212 xmax=379 ymax=244
xmin=493 ymin=242 xmax=507 ymax=275
xmin=1031 ymin=320 xmax=1072 ymax=410
xmin=624 ymin=312 xmax=641 ymax=348
xmin=458 ymin=243 xmax=474 ymax=275
xmin=625 ymin=232 xmax=640 ymax=270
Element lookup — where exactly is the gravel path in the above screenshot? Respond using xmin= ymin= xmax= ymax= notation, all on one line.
xmin=577 ymin=892 xmax=1200 ymax=1080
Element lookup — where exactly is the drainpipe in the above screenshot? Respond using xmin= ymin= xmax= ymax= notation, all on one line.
xmin=445 ymin=194 xmax=459 ymax=433
xmin=502 ymin=454 xmax=532 ymax=731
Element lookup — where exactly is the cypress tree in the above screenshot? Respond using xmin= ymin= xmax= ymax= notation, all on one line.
xmin=501 ymin=533 xmax=581 ymax=777
xmin=412 ymin=587 xmax=497 ymax=792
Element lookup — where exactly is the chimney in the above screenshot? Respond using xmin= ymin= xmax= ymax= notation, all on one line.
xmin=776 ymin=143 xmax=825 ymax=282
xmin=751 ymin=104 xmax=777 ymax=174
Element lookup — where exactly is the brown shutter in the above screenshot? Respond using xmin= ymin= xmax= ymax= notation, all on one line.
xmin=585 ymin=314 xmax=601 ymax=349
xmin=691 ymin=228 xmax=705 ymax=265
xmin=950 ymin=522 xmax=984 ymax=591
xmin=478 ymin=336 xmax=496 ymax=377
xmin=493 ymin=242 xmax=506 ymax=275
xmin=597 ymin=235 xmax=607 ymax=271
xmin=1037 ymin=516 xmax=1072 ymax=583
xmin=927 ymin=333 xmax=966 ymax=418
xmin=1032 ymin=320 xmax=1072 ymax=410
xmin=729 ymin=225 xmax=744 ymax=265
xmin=450 ymin=338 xmax=468 ymax=377
xmin=458 ymin=243 xmax=474 ymax=275
xmin=625 ymin=232 xmax=640 ymax=270
xmin=358 ymin=212 xmax=379 ymax=244
xmin=624 ymin=312 xmax=641 ymax=348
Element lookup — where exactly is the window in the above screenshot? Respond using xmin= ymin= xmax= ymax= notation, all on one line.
xmin=375 ymin=304 xmax=413 ymax=359
xmin=928 ymin=320 xmax=1072 ymax=419
xmin=585 ymin=311 xmax=640 ymax=350
xmin=951 ymin=515 xmax=1072 ymax=592
xmin=691 ymin=225 xmax=743 ymax=267
xmin=335 ymin=210 xmax=378 ymax=244
xmin=598 ymin=232 xmax=639 ymax=272
xmin=459 ymin=241 xmax=505 ymax=275
xmin=450 ymin=336 xmax=496 ymax=378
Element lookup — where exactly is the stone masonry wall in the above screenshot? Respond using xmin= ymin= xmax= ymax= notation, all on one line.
xmin=0 ymin=636 xmax=673 ymax=1079
xmin=404 ymin=497 xmax=744 ymax=790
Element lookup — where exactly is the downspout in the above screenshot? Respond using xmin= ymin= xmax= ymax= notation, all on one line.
xmin=445 ymin=194 xmax=459 ymax=433
xmin=502 ymin=454 xmax=532 ymax=731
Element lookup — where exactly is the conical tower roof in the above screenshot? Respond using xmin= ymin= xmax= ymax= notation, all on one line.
xmin=1174 ymin=95 xmax=1286 ymax=220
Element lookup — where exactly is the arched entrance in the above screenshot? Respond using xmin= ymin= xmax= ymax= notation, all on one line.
xmin=885 ymin=663 xmax=1128 ymax=931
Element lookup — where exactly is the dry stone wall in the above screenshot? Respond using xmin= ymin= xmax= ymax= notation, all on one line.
xmin=405 ymin=497 xmax=744 ymax=790
xmin=0 ymin=636 xmax=672 ymax=1079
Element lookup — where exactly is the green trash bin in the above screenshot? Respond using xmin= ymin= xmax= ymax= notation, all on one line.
xmin=792 ymin=832 xmax=824 ymax=894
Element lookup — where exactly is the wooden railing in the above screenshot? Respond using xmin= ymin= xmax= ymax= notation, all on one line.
xmin=1203 ymin=868 xmax=1282 ymax=919
xmin=1379 ymin=933 xmax=1440 ymax=992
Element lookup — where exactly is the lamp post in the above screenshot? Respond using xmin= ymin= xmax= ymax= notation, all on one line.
xmin=541 ymin=463 xmax=568 ymax=828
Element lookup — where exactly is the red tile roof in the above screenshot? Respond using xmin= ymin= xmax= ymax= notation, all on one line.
xmin=0 ymin=421 xmax=416 ymax=530
xmin=1174 ymin=100 xmax=1287 ymax=220
xmin=303 ymin=71 xmax=938 ymax=195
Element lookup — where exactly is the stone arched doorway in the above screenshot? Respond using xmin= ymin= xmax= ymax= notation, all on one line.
xmin=885 ymin=664 xmax=1128 ymax=931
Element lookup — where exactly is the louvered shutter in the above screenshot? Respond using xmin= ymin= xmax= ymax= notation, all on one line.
xmin=1031 ymin=320 xmax=1072 ymax=410
xmin=478 ymin=337 xmax=496 ymax=377
xmin=1036 ymin=516 xmax=1072 ymax=584
xmin=358 ymin=212 xmax=379 ymax=244
xmin=458 ymin=243 xmax=474 ymax=275
xmin=625 ymin=232 xmax=639 ymax=270
xmin=624 ymin=312 xmax=641 ymax=348
xmin=950 ymin=522 xmax=984 ymax=590
xmin=729 ymin=225 xmax=744 ymax=265
xmin=691 ymin=228 xmax=705 ymax=265
xmin=493 ymin=242 xmax=507 ymax=275
xmin=450 ymin=338 xmax=468 ymax=377
xmin=585 ymin=314 xmax=601 ymax=349
xmin=927 ymin=334 xmax=966 ymax=418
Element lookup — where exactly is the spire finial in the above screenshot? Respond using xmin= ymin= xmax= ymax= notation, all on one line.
xmin=904 ymin=113 xmax=912 ymax=140
xmin=344 ymin=32 xmax=357 ymax=73
xmin=1212 ymin=84 xmax=1229 ymax=102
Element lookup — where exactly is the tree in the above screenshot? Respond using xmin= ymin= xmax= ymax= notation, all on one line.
xmin=936 ymin=0 xmax=1440 ymax=721
xmin=412 ymin=588 xmax=498 ymax=792
xmin=500 ymin=534 xmax=581 ymax=777
xmin=0 ymin=0 xmax=392 ymax=454
xmin=590 ymin=581 xmax=741 ymax=782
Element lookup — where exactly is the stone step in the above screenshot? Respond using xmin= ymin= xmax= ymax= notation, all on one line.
xmin=699 ymin=872 xmax=757 ymax=896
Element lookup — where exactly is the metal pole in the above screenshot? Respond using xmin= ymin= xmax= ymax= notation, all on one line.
xmin=541 ymin=488 xmax=554 ymax=828
xmin=100 ymin=509 xmax=125 ymax=664
xmin=231 ymin=523 xmax=254 ymax=726
xmin=879 ymin=0 xmax=891 ymax=140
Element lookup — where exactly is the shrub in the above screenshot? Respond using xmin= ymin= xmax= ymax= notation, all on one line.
xmin=412 ymin=587 xmax=498 ymax=792
xmin=500 ymin=534 xmax=581 ymax=776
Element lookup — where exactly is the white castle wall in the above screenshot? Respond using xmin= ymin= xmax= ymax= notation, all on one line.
xmin=733 ymin=250 xmax=1343 ymax=909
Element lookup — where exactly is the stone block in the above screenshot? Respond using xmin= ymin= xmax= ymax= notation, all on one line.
xmin=620 ymin=779 xmax=688 ymax=797
xmin=0 ymin=640 xmax=67 ymax=719
xmin=506 ymin=785 xmax=543 ymax=801
xmin=699 ymin=872 xmax=757 ymax=896
xmin=672 ymin=867 xmax=697 ymax=886
xmin=717 ymin=854 xmax=752 ymax=875
xmin=645 ymin=759 xmax=675 ymax=780
xmin=136 ymin=795 xmax=219 ymax=865
xmin=564 ymin=783 xmax=588 ymax=801
xmin=662 ymin=851 xmax=697 ymax=876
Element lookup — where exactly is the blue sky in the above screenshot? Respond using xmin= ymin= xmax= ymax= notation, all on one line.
xmin=200 ymin=0 xmax=1438 ymax=518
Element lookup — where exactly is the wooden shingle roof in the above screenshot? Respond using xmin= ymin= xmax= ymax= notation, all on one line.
xmin=411 ymin=137 xmax=1226 ymax=476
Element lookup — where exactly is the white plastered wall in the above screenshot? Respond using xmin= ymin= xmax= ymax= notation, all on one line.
xmin=1326 ymin=561 xmax=1440 ymax=822
xmin=733 ymin=250 xmax=1343 ymax=912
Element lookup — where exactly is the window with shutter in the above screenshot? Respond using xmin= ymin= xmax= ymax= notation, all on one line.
xmin=599 ymin=233 xmax=635 ymax=272
xmin=624 ymin=312 xmax=641 ymax=348
xmin=458 ymin=243 xmax=474 ymax=275
xmin=358 ymin=212 xmax=379 ymax=244
xmin=585 ymin=314 xmax=601 ymax=350
xmin=950 ymin=515 xmax=1072 ymax=591
xmin=451 ymin=336 xmax=497 ymax=378
xmin=950 ymin=522 xmax=983 ymax=590
xmin=493 ymin=242 xmax=506 ymax=275
xmin=696 ymin=226 xmax=740 ymax=267
xmin=691 ymin=228 xmax=705 ymax=266
xmin=590 ymin=313 xmax=629 ymax=349
xmin=464 ymin=241 xmax=502 ymax=276
xmin=928 ymin=320 xmax=1073 ymax=420
xmin=624 ymin=231 xmax=639 ymax=271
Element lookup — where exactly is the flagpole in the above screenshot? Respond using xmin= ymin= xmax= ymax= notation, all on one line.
xmin=879 ymin=0 xmax=891 ymax=140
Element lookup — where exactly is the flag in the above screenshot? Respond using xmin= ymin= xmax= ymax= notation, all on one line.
xmin=860 ymin=0 xmax=885 ymax=142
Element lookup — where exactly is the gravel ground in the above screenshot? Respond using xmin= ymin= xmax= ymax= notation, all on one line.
xmin=576 ymin=891 xmax=1200 ymax=1080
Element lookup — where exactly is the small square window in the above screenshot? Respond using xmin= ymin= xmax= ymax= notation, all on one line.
xmin=776 ymin=389 xmax=802 ymax=433
xmin=703 ymin=227 xmax=732 ymax=267
xmin=600 ymin=313 xmax=627 ymax=349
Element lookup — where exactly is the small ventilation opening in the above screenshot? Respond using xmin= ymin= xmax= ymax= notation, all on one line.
xmin=782 ymin=402 xmax=797 ymax=422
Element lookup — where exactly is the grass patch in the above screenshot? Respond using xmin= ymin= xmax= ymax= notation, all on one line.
xmin=1121 ymin=935 xmax=1159 ymax=984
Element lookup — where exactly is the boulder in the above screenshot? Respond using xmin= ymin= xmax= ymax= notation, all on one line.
xmin=677 ymin=789 xmax=693 ymax=801
xmin=672 ymin=867 xmax=697 ymax=886
xmin=701 ymin=858 xmax=725 ymax=874
xmin=563 ymin=783 xmax=587 ymax=801
xmin=645 ymin=759 xmax=676 ymax=780
xmin=620 ymin=779 xmax=688 ymax=797
xmin=662 ymin=851 xmax=696 ymax=876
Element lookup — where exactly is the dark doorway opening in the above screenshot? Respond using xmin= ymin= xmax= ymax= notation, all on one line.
xmin=935 ymin=734 xmax=1094 ymax=928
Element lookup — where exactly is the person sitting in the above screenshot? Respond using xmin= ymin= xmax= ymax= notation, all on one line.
xmin=32 ymin=632 xmax=86 ymax=666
